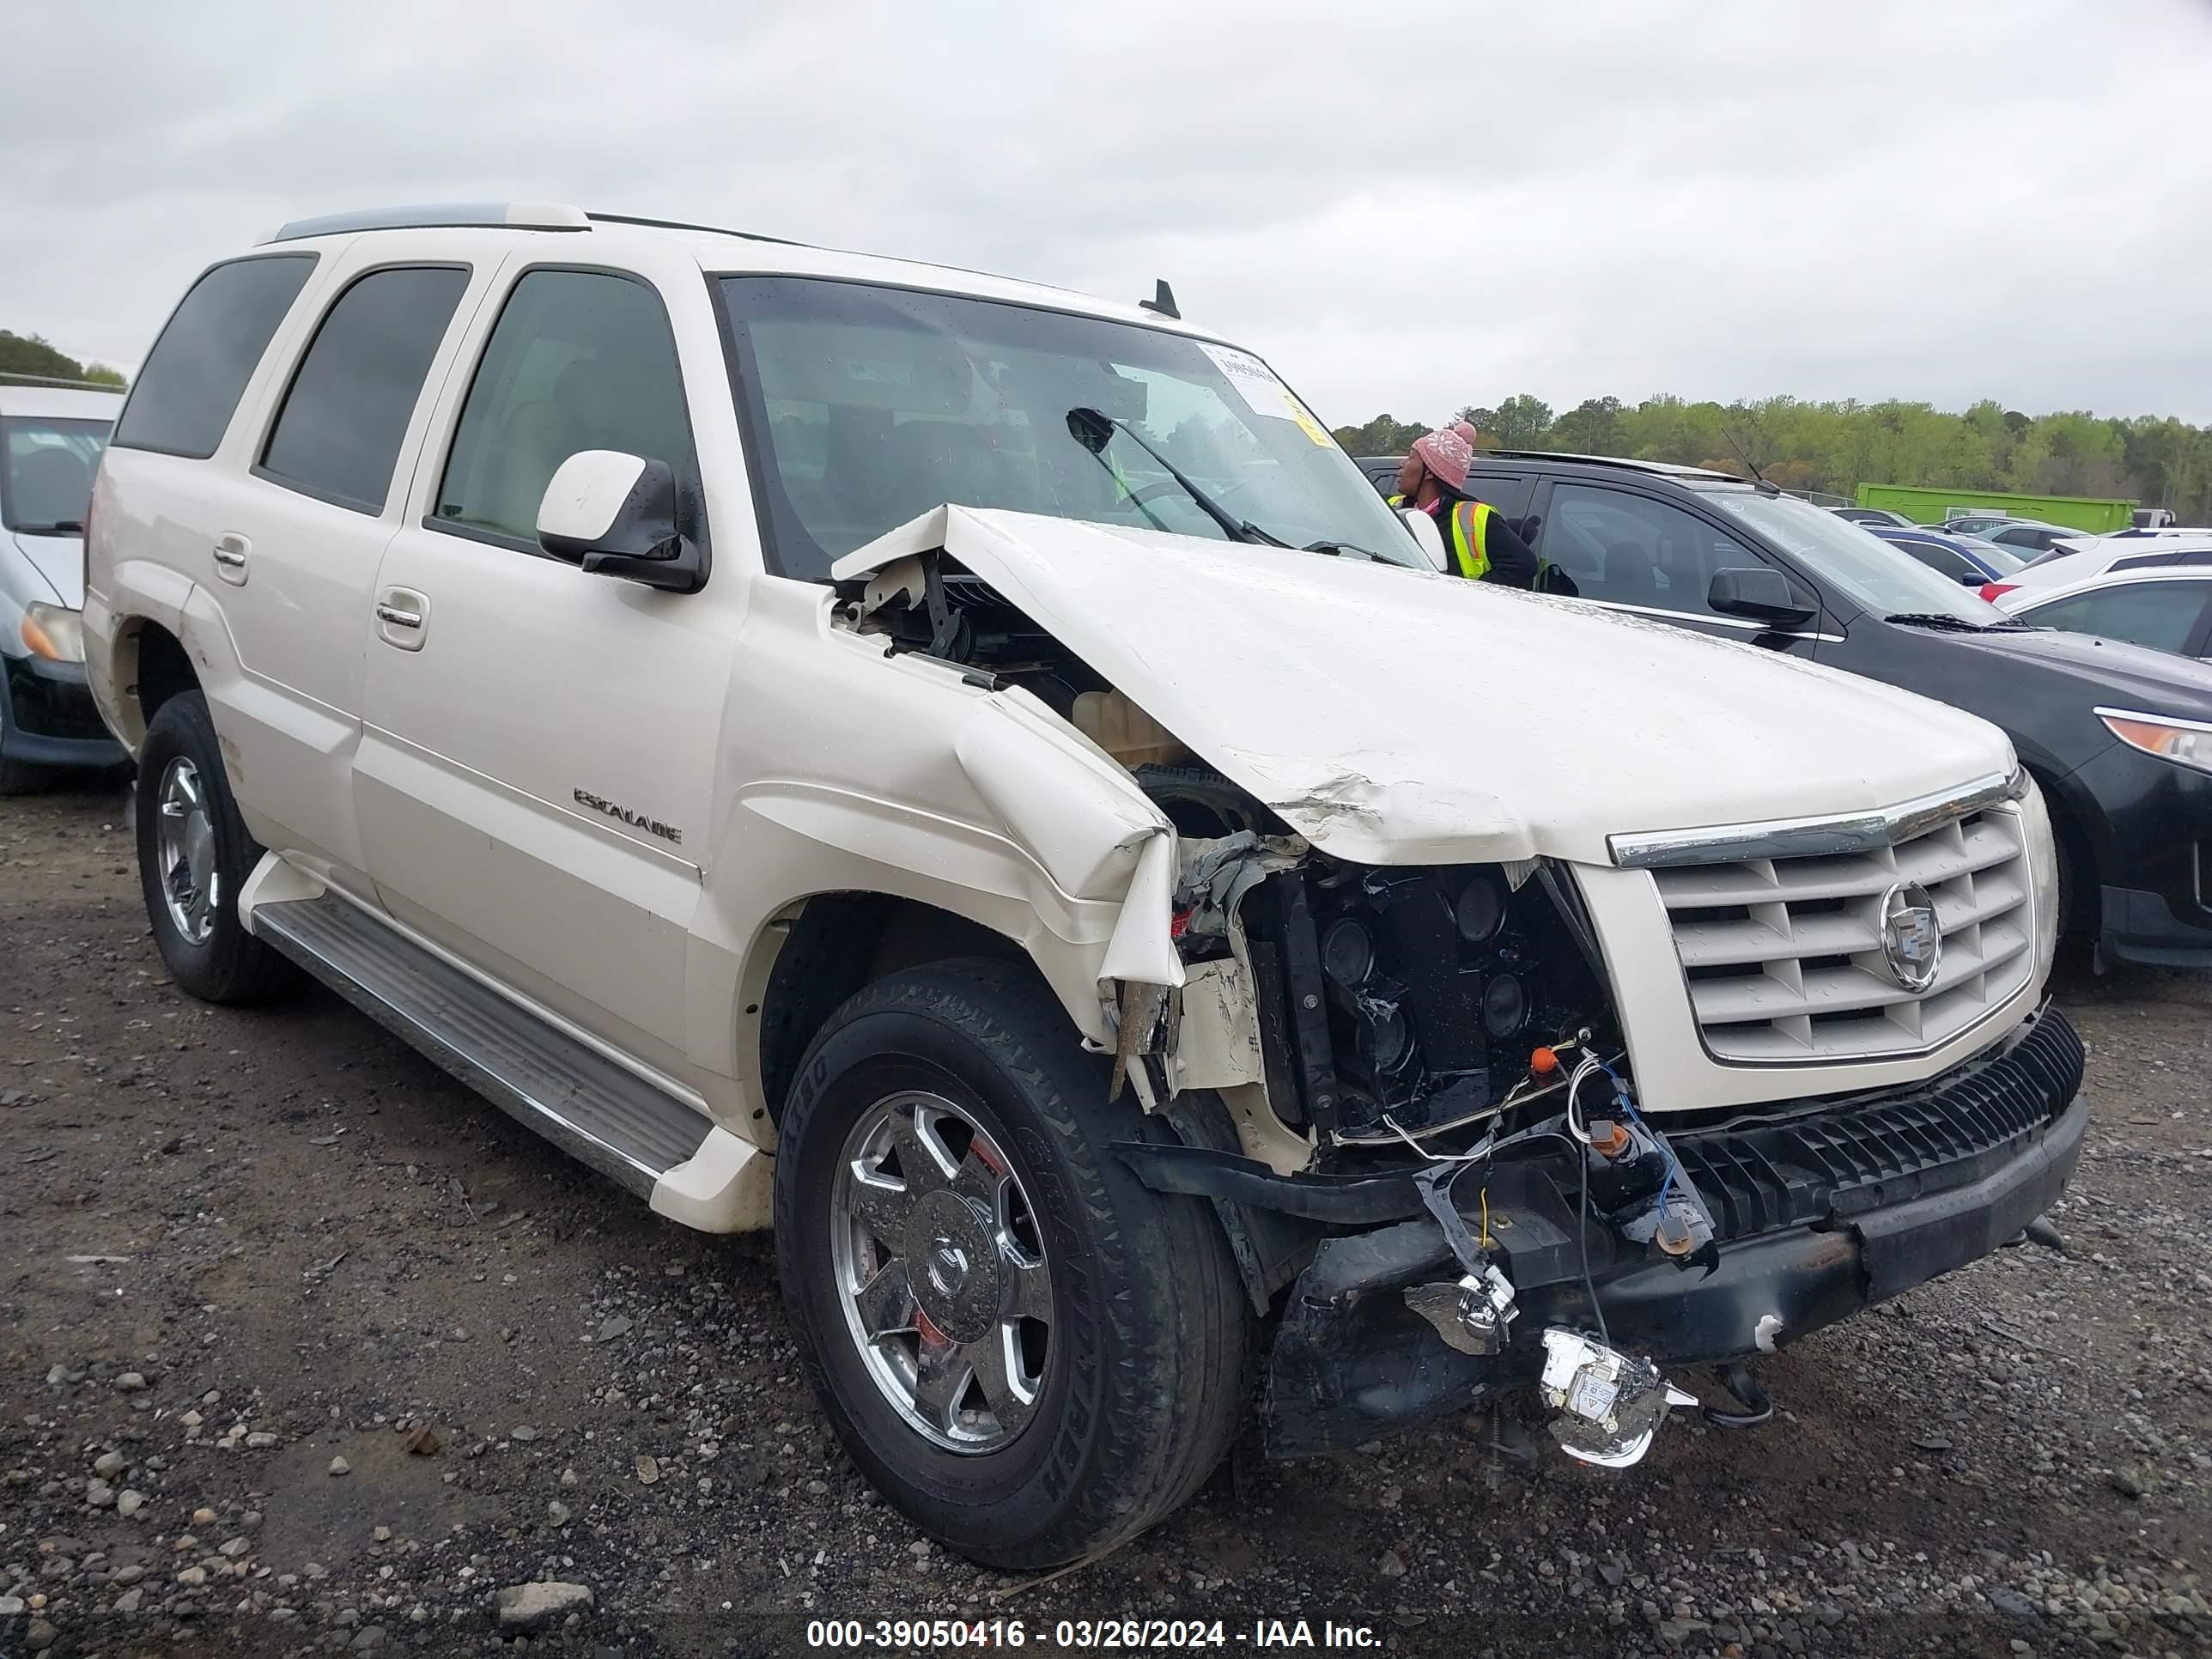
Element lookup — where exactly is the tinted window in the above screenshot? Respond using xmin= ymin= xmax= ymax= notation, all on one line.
xmin=435 ymin=270 xmax=696 ymax=545
xmin=112 ymin=256 xmax=317 ymax=459
xmin=1896 ymin=538 xmax=1982 ymax=582
xmin=2024 ymin=582 xmax=2211 ymax=654
xmin=258 ymin=266 xmax=470 ymax=514
xmin=1536 ymin=484 xmax=1764 ymax=615
xmin=1 ymin=417 xmax=111 ymax=532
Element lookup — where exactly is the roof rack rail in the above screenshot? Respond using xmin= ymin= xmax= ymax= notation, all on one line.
xmin=0 ymin=371 xmax=124 ymax=392
xmin=262 ymin=203 xmax=592 ymax=244
xmin=583 ymin=211 xmax=812 ymax=249
xmin=1476 ymin=448 xmax=1739 ymax=478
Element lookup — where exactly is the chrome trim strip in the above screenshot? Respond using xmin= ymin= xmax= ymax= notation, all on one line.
xmin=1609 ymin=768 xmax=2025 ymax=869
xmin=1572 ymin=597 xmax=1846 ymax=644
xmin=2095 ymin=705 xmax=2212 ymax=738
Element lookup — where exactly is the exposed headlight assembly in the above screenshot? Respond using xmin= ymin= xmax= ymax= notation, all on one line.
xmin=21 ymin=602 xmax=86 ymax=665
xmin=2096 ymin=708 xmax=2212 ymax=779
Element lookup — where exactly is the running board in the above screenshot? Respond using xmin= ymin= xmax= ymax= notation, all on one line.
xmin=251 ymin=893 xmax=715 ymax=1199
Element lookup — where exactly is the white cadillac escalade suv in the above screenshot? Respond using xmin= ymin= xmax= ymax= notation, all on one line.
xmin=85 ymin=204 xmax=2083 ymax=1568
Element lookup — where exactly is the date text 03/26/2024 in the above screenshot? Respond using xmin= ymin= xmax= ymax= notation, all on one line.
xmin=805 ymin=1619 xmax=1381 ymax=1650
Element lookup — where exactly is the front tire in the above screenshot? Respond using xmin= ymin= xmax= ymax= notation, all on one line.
xmin=134 ymin=692 xmax=301 ymax=1004
xmin=775 ymin=958 xmax=1249 ymax=1569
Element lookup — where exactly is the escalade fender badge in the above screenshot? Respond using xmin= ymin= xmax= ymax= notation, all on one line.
xmin=574 ymin=787 xmax=683 ymax=845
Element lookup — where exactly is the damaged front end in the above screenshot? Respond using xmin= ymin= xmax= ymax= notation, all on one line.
xmin=834 ymin=529 xmax=2089 ymax=1474
xmin=1130 ymin=805 xmax=2084 ymax=1472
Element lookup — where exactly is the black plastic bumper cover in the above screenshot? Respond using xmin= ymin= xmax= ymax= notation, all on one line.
xmin=3 ymin=653 xmax=125 ymax=768
xmin=1265 ymin=1006 xmax=2087 ymax=1456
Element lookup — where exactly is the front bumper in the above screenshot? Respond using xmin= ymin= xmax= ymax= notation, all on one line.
xmin=2074 ymin=739 xmax=2212 ymax=968
xmin=1265 ymin=1004 xmax=2087 ymax=1456
xmin=3 ymin=652 xmax=127 ymax=770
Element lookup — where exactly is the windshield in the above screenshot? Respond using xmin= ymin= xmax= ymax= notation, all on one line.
xmin=1972 ymin=542 xmax=2029 ymax=574
xmin=1694 ymin=486 xmax=2011 ymax=623
xmin=714 ymin=276 xmax=1419 ymax=580
xmin=1 ymin=416 xmax=110 ymax=533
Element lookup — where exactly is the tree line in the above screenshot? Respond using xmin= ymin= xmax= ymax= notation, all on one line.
xmin=0 ymin=331 xmax=127 ymax=388
xmin=1332 ymin=394 xmax=2212 ymax=520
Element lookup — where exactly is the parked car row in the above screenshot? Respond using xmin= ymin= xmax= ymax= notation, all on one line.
xmin=69 ymin=203 xmax=2102 ymax=1568
xmin=1358 ymin=450 xmax=2212 ymax=971
xmin=0 ymin=380 xmax=126 ymax=792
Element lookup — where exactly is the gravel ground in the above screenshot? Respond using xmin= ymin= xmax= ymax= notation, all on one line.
xmin=2 ymin=781 xmax=2208 ymax=1659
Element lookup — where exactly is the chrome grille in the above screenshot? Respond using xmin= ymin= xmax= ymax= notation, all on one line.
xmin=1653 ymin=805 xmax=2035 ymax=1061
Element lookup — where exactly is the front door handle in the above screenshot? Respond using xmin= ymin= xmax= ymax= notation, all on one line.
xmin=212 ymin=534 xmax=250 ymax=586
xmin=374 ymin=586 xmax=430 ymax=651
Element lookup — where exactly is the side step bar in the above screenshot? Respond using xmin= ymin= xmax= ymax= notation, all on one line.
xmin=252 ymin=893 xmax=716 ymax=1199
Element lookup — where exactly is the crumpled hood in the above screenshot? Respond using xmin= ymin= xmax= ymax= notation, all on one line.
xmin=834 ymin=507 xmax=2017 ymax=866
xmin=8 ymin=530 xmax=82 ymax=606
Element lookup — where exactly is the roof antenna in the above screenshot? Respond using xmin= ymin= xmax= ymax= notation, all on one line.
xmin=1721 ymin=422 xmax=1779 ymax=495
xmin=1139 ymin=279 xmax=1179 ymax=320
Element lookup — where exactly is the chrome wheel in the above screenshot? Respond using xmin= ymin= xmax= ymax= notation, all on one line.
xmin=155 ymin=756 xmax=220 ymax=945
xmin=830 ymin=1091 xmax=1053 ymax=1453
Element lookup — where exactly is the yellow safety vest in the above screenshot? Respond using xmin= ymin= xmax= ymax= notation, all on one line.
xmin=1389 ymin=495 xmax=1495 ymax=580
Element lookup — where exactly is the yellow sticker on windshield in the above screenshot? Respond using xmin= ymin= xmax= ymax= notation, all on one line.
xmin=1281 ymin=390 xmax=1334 ymax=447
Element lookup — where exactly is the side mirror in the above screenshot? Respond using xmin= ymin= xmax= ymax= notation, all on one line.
xmin=538 ymin=450 xmax=704 ymax=593
xmin=1957 ymin=573 xmax=1983 ymax=586
xmin=1398 ymin=506 xmax=1448 ymax=572
xmin=1708 ymin=566 xmax=1815 ymax=627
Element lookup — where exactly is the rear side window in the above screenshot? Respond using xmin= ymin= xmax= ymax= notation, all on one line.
xmin=258 ymin=265 xmax=471 ymax=514
xmin=112 ymin=255 xmax=317 ymax=459
xmin=434 ymin=269 xmax=696 ymax=546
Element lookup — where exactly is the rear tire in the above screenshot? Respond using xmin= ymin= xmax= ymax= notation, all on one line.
xmin=775 ymin=958 xmax=1249 ymax=1569
xmin=134 ymin=692 xmax=302 ymax=1004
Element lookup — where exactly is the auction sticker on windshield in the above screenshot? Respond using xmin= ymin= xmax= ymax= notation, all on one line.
xmin=1200 ymin=343 xmax=1335 ymax=446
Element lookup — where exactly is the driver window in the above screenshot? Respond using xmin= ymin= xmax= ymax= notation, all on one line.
xmin=1541 ymin=484 xmax=1761 ymax=617
xmin=434 ymin=270 xmax=696 ymax=548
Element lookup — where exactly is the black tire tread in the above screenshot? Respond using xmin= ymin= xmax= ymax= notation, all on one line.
xmin=775 ymin=957 xmax=1249 ymax=1569
xmin=135 ymin=692 xmax=302 ymax=1005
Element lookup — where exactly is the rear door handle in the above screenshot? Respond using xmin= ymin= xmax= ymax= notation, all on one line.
xmin=212 ymin=534 xmax=250 ymax=585
xmin=375 ymin=586 xmax=430 ymax=651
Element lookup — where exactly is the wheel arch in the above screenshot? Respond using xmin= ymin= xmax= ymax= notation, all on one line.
xmin=109 ymin=617 xmax=202 ymax=749
xmin=746 ymin=890 xmax=1047 ymax=1135
xmin=2022 ymin=758 xmax=2103 ymax=940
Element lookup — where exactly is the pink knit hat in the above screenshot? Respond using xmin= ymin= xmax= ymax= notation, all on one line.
xmin=1410 ymin=421 xmax=1480 ymax=491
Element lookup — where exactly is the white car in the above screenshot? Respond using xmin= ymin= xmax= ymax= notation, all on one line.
xmin=1972 ymin=519 xmax=2092 ymax=559
xmin=84 ymin=204 xmax=2081 ymax=1567
xmin=2004 ymin=532 xmax=2212 ymax=596
xmin=1 ymin=378 xmax=127 ymax=790
xmin=1996 ymin=562 xmax=2212 ymax=661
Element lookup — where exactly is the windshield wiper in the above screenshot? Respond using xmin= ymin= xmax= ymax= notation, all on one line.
xmin=1066 ymin=406 xmax=1288 ymax=547
xmin=12 ymin=520 xmax=83 ymax=535
xmin=1883 ymin=612 xmax=2018 ymax=632
xmin=1302 ymin=539 xmax=1385 ymax=561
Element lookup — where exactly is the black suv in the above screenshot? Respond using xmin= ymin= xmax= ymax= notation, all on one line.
xmin=1358 ymin=453 xmax=2212 ymax=969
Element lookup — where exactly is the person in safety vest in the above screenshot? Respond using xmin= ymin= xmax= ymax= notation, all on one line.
xmin=1388 ymin=422 xmax=1538 ymax=587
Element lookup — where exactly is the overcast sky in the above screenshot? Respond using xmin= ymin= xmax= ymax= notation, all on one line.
xmin=8 ymin=0 xmax=2211 ymax=426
